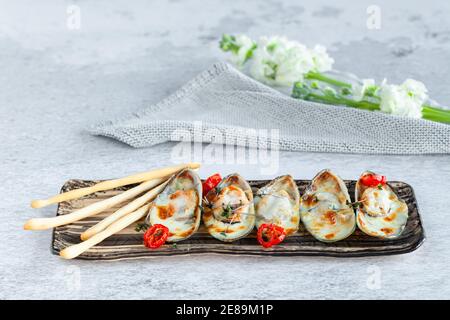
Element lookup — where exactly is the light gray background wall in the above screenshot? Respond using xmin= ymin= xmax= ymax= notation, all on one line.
xmin=1 ymin=0 xmax=449 ymax=299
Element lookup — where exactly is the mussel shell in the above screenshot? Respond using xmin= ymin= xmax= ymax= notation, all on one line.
xmin=254 ymin=175 xmax=300 ymax=235
xmin=355 ymin=171 xmax=408 ymax=239
xmin=146 ymin=169 xmax=202 ymax=242
xmin=202 ymin=173 xmax=255 ymax=242
xmin=300 ymin=169 xmax=355 ymax=242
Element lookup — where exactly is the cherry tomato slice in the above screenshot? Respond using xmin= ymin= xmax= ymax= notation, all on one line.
xmin=270 ymin=225 xmax=287 ymax=245
xmin=360 ymin=174 xmax=387 ymax=187
xmin=202 ymin=173 xmax=222 ymax=196
xmin=143 ymin=224 xmax=169 ymax=249
xmin=257 ymin=223 xmax=286 ymax=248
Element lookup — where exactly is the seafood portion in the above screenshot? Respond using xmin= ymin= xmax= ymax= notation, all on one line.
xmin=146 ymin=169 xmax=202 ymax=242
xmin=355 ymin=171 xmax=408 ymax=239
xmin=28 ymin=161 xmax=416 ymax=260
xmin=254 ymin=175 xmax=300 ymax=236
xmin=300 ymin=169 xmax=355 ymax=242
xmin=202 ymin=173 xmax=255 ymax=242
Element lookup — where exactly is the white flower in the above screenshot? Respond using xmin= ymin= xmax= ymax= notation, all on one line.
xmin=352 ymin=78 xmax=375 ymax=101
xmin=379 ymin=79 xmax=428 ymax=119
xmin=230 ymin=35 xmax=255 ymax=67
xmin=401 ymin=78 xmax=428 ymax=102
xmin=310 ymin=45 xmax=334 ymax=72
xmin=223 ymin=35 xmax=335 ymax=87
xmin=249 ymin=36 xmax=316 ymax=87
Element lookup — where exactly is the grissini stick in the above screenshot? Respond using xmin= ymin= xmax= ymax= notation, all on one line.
xmin=80 ymin=180 xmax=169 ymax=240
xmin=30 ymin=162 xmax=200 ymax=208
xmin=60 ymin=204 xmax=151 ymax=259
xmin=24 ymin=176 xmax=166 ymax=231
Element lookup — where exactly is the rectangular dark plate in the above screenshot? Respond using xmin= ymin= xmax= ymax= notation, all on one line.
xmin=52 ymin=179 xmax=425 ymax=260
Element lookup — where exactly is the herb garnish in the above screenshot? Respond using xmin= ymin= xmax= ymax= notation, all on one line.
xmin=135 ymin=222 xmax=150 ymax=232
xmin=346 ymin=200 xmax=363 ymax=209
xmin=221 ymin=204 xmax=233 ymax=218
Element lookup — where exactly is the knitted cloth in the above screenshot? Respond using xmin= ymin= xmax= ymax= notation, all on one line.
xmin=91 ymin=62 xmax=450 ymax=154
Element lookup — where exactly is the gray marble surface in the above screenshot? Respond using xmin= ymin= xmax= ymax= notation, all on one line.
xmin=1 ymin=0 xmax=449 ymax=299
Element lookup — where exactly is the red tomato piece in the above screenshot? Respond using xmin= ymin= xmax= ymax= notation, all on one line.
xmin=143 ymin=224 xmax=169 ymax=249
xmin=360 ymin=173 xmax=387 ymax=187
xmin=257 ymin=223 xmax=286 ymax=248
xmin=202 ymin=173 xmax=222 ymax=195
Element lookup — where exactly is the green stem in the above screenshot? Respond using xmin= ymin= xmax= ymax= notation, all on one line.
xmin=306 ymin=93 xmax=450 ymax=124
xmin=423 ymin=114 xmax=450 ymax=123
xmin=304 ymin=73 xmax=450 ymax=124
xmin=305 ymin=72 xmax=352 ymax=88
xmin=422 ymin=108 xmax=450 ymax=123
xmin=307 ymin=93 xmax=379 ymax=111
xmin=220 ymin=34 xmax=450 ymax=124
xmin=423 ymin=105 xmax=450 ymax=116
xmin=340 ymin=98 xmax=380 ymax=111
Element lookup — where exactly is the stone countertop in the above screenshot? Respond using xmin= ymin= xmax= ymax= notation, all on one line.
xmin=1 ymin=0 xmax=449 ymax=299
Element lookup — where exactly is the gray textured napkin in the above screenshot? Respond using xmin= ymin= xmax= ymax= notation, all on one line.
xmin=91 ymin=62 xmax=450 ymax=154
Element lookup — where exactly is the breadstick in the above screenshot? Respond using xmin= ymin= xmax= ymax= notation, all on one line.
xmin=30 ymin=162 xmax=200 ymax=208
xmin=60 ymin=204 xmax=150 ymax=259
xmin=80 ymin=180 xmax=168 ymax=240
xmin=24 ymin=177 xmax=165 ymax=231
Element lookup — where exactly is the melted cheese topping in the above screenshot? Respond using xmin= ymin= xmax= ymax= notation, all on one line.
xmin=300 ymin=171 xmax=355 ymax=242
xmin=202 ymin=174 xmax=255 ymax=242
xmin=255 ymin=189 xmax=299 ymax=235
xmin=147 ymin=169 xmax=202 ymax=242
xmin=357 ymin=185 xmax=408 ymax=239
xmin=212 ymin=185 xmax=249 ymax=223
xmin=150 ymin=189 xmax=199 ymax=241
xmin=362 ymin=187 xmax=392 ymax=217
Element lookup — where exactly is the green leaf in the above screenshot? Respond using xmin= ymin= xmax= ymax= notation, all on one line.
xmin=219 ymin=34 xmax=239 ymax=54
xmin=365 ymin=85 xmax=378 ymax=97
xmin=266 ymin=42 xmax=277 ymax=53
xmin=244 ymin=43 xmax=257 ymax=63
xmin=264 ymin=61 xmax=278 ymax=80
